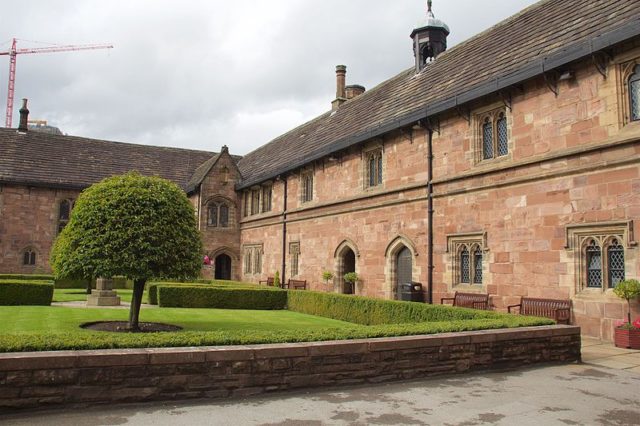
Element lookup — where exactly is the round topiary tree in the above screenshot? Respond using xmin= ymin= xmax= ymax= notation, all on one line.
xmin=51 ymin=172 xmax=203 ymax=330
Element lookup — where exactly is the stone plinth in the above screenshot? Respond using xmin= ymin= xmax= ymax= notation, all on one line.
xmin=86 ymin=278 xmax=121 ymax=306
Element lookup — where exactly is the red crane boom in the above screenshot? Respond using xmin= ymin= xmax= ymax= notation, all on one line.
xmin=0 ymin=38 xmax=113 ymax=128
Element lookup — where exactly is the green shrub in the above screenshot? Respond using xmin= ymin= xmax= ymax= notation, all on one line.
xmin=158 ymin=286 xmax=287 ymax=309
xmin=0 ymin=274 xmax=54 ymax=281
xmin=287 ymin=291 xmax=506 ymax=325
xmin=0 ymin=280 xmax=54 ymax=306
xmin=148 ymin=280 xmax=262 ymax=305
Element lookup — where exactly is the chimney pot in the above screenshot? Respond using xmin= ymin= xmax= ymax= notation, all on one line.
xmin=18 ymin=99 xmax=29 ymax=132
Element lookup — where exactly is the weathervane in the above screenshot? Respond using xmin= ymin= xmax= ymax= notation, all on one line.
xmin=427 ymin=0 xmax=434 ymax=17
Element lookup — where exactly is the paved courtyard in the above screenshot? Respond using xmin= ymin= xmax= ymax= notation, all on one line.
xmin=3 ymin=339 xmax=640 ymax=426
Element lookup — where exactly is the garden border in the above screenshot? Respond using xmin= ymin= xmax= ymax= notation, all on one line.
xmin=0 ymin=325 xmax=580 ymax=412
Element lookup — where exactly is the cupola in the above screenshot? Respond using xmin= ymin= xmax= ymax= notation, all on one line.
xmin=410 ymin=0 xmax=450 ymax=72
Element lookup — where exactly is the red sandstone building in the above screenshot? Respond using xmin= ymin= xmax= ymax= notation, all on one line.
xmin=1 ymin=0 xmax=639 ymax=341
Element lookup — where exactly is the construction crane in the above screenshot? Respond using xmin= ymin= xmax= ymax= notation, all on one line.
xmin=0 ymin=38 xmax=113 ymax=128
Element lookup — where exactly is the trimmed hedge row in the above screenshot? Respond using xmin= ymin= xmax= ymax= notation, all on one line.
xmin=0 ymin=280 xmax=54 ymax=306
xmin=287 ymin=291 xmax=508 ymax=325
xmin=148 ymin=280 xmax=265 ymax=305
xmin=158 ymin=285 xmax=287 ymax=310
xmin=0 ymin=316 xmax=554 ymax=352
xmin=0 ymin=274 xmax=91 ymax=290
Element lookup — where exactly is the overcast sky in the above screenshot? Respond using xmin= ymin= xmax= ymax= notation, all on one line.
xmin=0 ymin=0 xmax=538 ymax=155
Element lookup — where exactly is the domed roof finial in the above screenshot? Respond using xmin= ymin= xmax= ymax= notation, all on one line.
xmin=427 ymin=0 xmax=434 ymax=17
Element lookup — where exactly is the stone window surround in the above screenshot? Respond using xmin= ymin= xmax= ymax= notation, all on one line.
xmin=206 ymin=197 xmax=234 ymax=229
xmin=384 ymin=235 xmax=419 ymax=300
xmin=22 ymin=247 xmax=37 ymax=267
xmin=616 ymin=51 xmax=640 ymax=126
xmin=473 ymin=103 xmax=512 ymax=165
xmin=243 ymin=243 xmax=263 ymax=275
xmin=300 ymin=169 xmax=314 ymax=204
xmin=57 ymin=198 xmax=74 ymax=235
xmin=565 ymin=221 xmax=636 ymax=295
xmin=446 ymin=232 xmax=488 ymax=292
xmin=362 ymin=140 xmax=385 ymax=190
xmin=289 ymin=241 xmax=300 ymax=277
xmin=243 ymin=181 xmax=273 ymax=217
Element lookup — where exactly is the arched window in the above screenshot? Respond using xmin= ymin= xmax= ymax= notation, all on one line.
xmin=497 ymin=113 xmax=508 ymax=156
xmin=482 ymin=117 xmax=493 ymax=159
xmin=302 ymin=172 xmax=313 ymax=203
xmin=630 ymin=65 xmax=640 ymax=122
xmin=473 ymin=245 xmax=483 ymax=284
xmin=58 ymin=199 xmax=73 ymax=234
xmin=586 ymin=240 xmax=602 ymax=288
xmin=607 ymin=239 xmax=625 ymax=288
xmin=207 ymin=200 xmax=231 ymax=228
xmin=219 ymin=204 xmax=229 ymax=228
xmin=23 ymin=249 xmax=36 ymax=266
xmin=460 ymin=246 xmax=470 ymax=284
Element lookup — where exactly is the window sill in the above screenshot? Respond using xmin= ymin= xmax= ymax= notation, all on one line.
xmin=452 ymin=284 xmax=486 ymax=292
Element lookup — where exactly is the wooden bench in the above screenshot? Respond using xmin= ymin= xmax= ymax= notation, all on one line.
xmin=441 ymin=292 xmax=490 ymax=310
xmin=259 ymin=277 xmax=274 ymax=286
xmin=508 ymin=297 xmax=571 ymax=324
xmin=284 ymin=279 xmax=307 ymax=290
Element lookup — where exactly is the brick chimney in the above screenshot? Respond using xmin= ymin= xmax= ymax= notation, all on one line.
xmin=345 ymin=84 xmax=366 ymax=100
xmin=18 ymin=99 xmax=29 ymax=132
xmin=331 ymin=65 xmax=347 ymax=111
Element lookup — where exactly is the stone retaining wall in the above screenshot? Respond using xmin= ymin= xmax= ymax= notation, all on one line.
xmin=0 ymin=326 xmax=580 ymax=411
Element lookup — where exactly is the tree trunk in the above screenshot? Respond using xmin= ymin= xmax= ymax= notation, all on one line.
xmin=128 ymin=279 xmax=146 ymax=331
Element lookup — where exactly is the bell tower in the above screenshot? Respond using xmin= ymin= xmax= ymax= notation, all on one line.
xmin=410 ymin=0 xmax=450 ymax=72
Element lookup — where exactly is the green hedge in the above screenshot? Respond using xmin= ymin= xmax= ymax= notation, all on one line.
xmin=148 ymin=280 xmax=263 ymax=305
xmin=0 ymin=280 xmax=54 ymax=306
xmin=287 ymin=291 xmax=506 ymax=325
xmin=0 ymin=274 xmax=54 ymax=281
xmin=158 ymin=285 xmax=287 ymax=310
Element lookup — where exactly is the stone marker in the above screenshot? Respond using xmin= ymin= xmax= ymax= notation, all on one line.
xmin=86 ymin=278 xmax=121 ymax=306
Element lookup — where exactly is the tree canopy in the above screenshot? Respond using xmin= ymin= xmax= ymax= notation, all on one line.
xmin=51 ymin=172 xmax=203 ymax=329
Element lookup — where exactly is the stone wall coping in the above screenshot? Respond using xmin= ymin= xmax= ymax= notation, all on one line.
xmin=0 ymin=325 xmax=579 ymax=372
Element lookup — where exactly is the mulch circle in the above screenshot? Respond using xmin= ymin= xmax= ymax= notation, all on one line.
xmin=81 ymin=321 xmax=182 ymax=333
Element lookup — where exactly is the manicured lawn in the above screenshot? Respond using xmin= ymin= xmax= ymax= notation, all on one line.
xmin=1 ymin=305 xmax=352 ymax=334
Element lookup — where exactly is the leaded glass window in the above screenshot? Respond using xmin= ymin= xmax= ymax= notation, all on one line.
xmin=630 ymin=65 xmax=640 ymax=121
xmin=262 ymin=185 xmax=272 ymax=212
xmin=607 ymin=239 xmax=625 ymax=288
xmin=482 ymin=118 xmax=493 ymax=160
xmin=244 ymin=250 xmax=252 ymax=274
xmin=219 ymin=205 xmax=229 ymax=228
xmin=497 ymin=114 xmax=508 ymax=156
xmin=208 ymin=205 xmax=218 ymax=227
xmin=473 ymin=246 xmax=483 ymax=284
xmin=302 ymin=172 xmax=313 ymax=202
xmin=251 ymin=189 xmax=260 ymax=215
xmin=460 ymin=246 xmax=470 ymax=284
xmin=58 ymin=199 xmax=73 ymax=234
xmin=586 ymin=240 xmax=602 ymax=288
xmin=253 ymin=248 xmax=262 ymax=274
xmin=365 ymin=150 xmax=383 ymax=188
xmin=23 ymin=249 xmax=36 ymax=266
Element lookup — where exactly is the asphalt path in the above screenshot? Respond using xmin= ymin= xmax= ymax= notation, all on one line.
xmin=3 ymin=363 xmax=640 ymax=425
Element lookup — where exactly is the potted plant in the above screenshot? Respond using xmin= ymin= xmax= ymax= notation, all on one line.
xmin=322 ymin=270 xmax=334 ymax=285
xmin=343 ymin=272 xmax=359 ymax=295
xmin=612 ymin=279 xmax=640 ymax=349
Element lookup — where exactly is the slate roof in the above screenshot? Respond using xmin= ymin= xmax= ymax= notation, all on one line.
xmin=0 ymin=128 xmax=218 ymax=191
xmin=236 ymin=0 xmax=640 ymax=189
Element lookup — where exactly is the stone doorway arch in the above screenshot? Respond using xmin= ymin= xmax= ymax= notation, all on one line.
xmin=214 ymin=254 xmax=232 ymax=280
xmin=334 ymin=239 xmax=360 ymax=294
xmin=385 ymin=235 xmax=419 ymax=300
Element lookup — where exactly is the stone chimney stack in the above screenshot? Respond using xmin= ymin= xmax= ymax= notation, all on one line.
xmin=18 ymin=99 xmax=29 ymax=132
xmin=331 ymin=65 xmax=347 ymax=111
